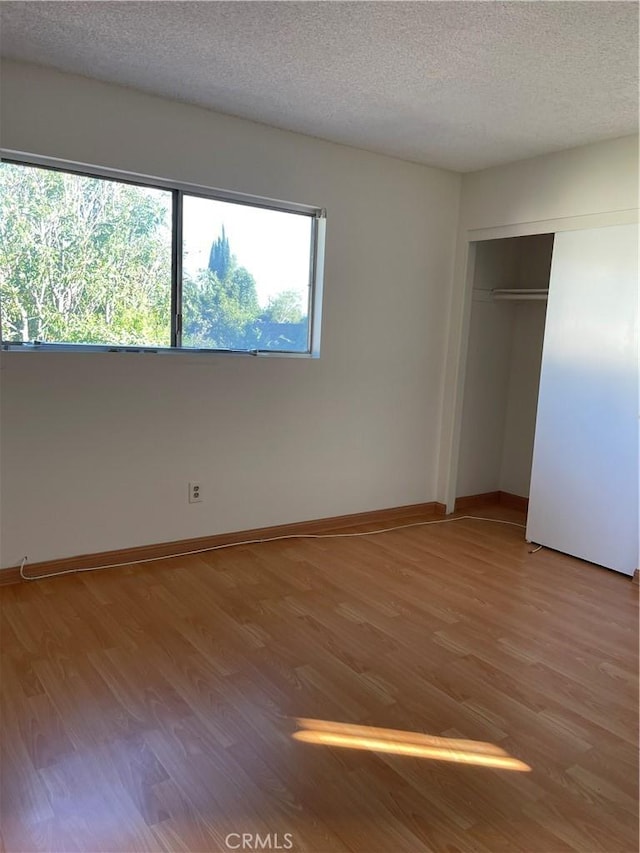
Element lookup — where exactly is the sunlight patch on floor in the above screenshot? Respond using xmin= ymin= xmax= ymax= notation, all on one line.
xmin=292 ymin=718 xmax=531 ymax=771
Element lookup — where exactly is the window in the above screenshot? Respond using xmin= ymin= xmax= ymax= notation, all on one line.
xmin=0 ymin=157 xmax=324 ymax=355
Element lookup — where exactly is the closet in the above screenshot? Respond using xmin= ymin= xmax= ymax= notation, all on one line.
xmin=456 ymin=233 xmax=553 ymax=506
xmin=456 ymin=224 xmax=639 ymax=577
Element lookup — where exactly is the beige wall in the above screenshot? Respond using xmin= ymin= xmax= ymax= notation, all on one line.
xmin=0 ymin=60 xmax=461 ymax=566
xmin=439 ymin=134 xmax=639 ymax=507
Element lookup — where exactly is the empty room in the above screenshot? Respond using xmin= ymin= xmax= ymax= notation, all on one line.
xmin=0 ymin=2 xmax=638 ymax=852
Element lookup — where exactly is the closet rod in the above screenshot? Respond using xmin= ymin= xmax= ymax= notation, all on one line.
xmin=491 ymin=288 xmax=548 ymax=301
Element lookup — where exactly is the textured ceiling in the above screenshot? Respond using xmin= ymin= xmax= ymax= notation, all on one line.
xmin=0 ymin=1 xmax=638 ymax=172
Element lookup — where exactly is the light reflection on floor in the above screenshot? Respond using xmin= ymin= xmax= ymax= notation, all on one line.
xmin=292 ymin=718 xmax=531 ymax=771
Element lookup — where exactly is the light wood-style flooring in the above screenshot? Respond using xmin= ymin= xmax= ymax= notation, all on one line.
xmin=1 ymin=507 xmax=638 ymax=852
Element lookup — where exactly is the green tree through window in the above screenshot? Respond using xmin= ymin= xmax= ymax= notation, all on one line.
xmin=0 ymin=163 xmax=172 ymax=345
xmin=0 ymin=161 xmax=316 ymax=353
xmin=182 ymin=228 xmax=307 ymax=350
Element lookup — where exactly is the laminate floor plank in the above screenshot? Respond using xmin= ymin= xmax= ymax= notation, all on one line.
xmin=1 ymin=507 xmax=637 ymax=852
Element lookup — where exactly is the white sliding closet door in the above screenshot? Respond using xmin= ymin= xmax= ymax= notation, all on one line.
xmin=527 ymin=223 xmax=639 ymax=575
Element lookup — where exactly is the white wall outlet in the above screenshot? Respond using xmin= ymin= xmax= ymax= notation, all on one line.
xmin=188 ymin=481 xmax=203 ymax=503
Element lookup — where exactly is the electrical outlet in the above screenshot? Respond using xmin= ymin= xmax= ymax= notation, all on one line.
xmin=188 ymin=481 xmax=203 ymax=503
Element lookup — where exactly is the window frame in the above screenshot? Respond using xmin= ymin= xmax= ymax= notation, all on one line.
xmin=0 ymin=150 xmax=326 ymax=357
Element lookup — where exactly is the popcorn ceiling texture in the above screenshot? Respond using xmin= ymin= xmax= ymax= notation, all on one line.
xmin=0 ymin=0 xmax=637 ymax=171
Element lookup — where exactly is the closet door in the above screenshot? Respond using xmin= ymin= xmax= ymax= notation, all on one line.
xmin=527 ymin=223 xmax=639 ymax=575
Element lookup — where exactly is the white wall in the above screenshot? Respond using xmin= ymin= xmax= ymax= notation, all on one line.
xmin=0 ymin=61 xmax=461 ymax=566
xmin=498 ymin=236 xmax=552 ymax=498
xmin=499 ymin=301 xmax=547 ymax=497
xmin=455 ymin=239 xmax=518 ymax=497
xmin=439 ymin=134 xmax=639 ymax=507
xmin=455 ymin=299 xmax=514 ymax=496
xmin=457 ymin=299 xmax=548 ymax=500
xmin=459 ymin=136 xmax=639 ymax=232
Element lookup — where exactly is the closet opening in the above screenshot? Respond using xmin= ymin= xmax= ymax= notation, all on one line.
xmin=455 ymin=233 xmax=554 ymax=514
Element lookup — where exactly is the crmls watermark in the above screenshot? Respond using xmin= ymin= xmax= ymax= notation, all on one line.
xmin=224 ymin=833 xmax=294 ymax=850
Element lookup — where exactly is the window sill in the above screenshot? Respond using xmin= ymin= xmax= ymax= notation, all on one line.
xmin=1 ymin=343 xmax=318 ymax=358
